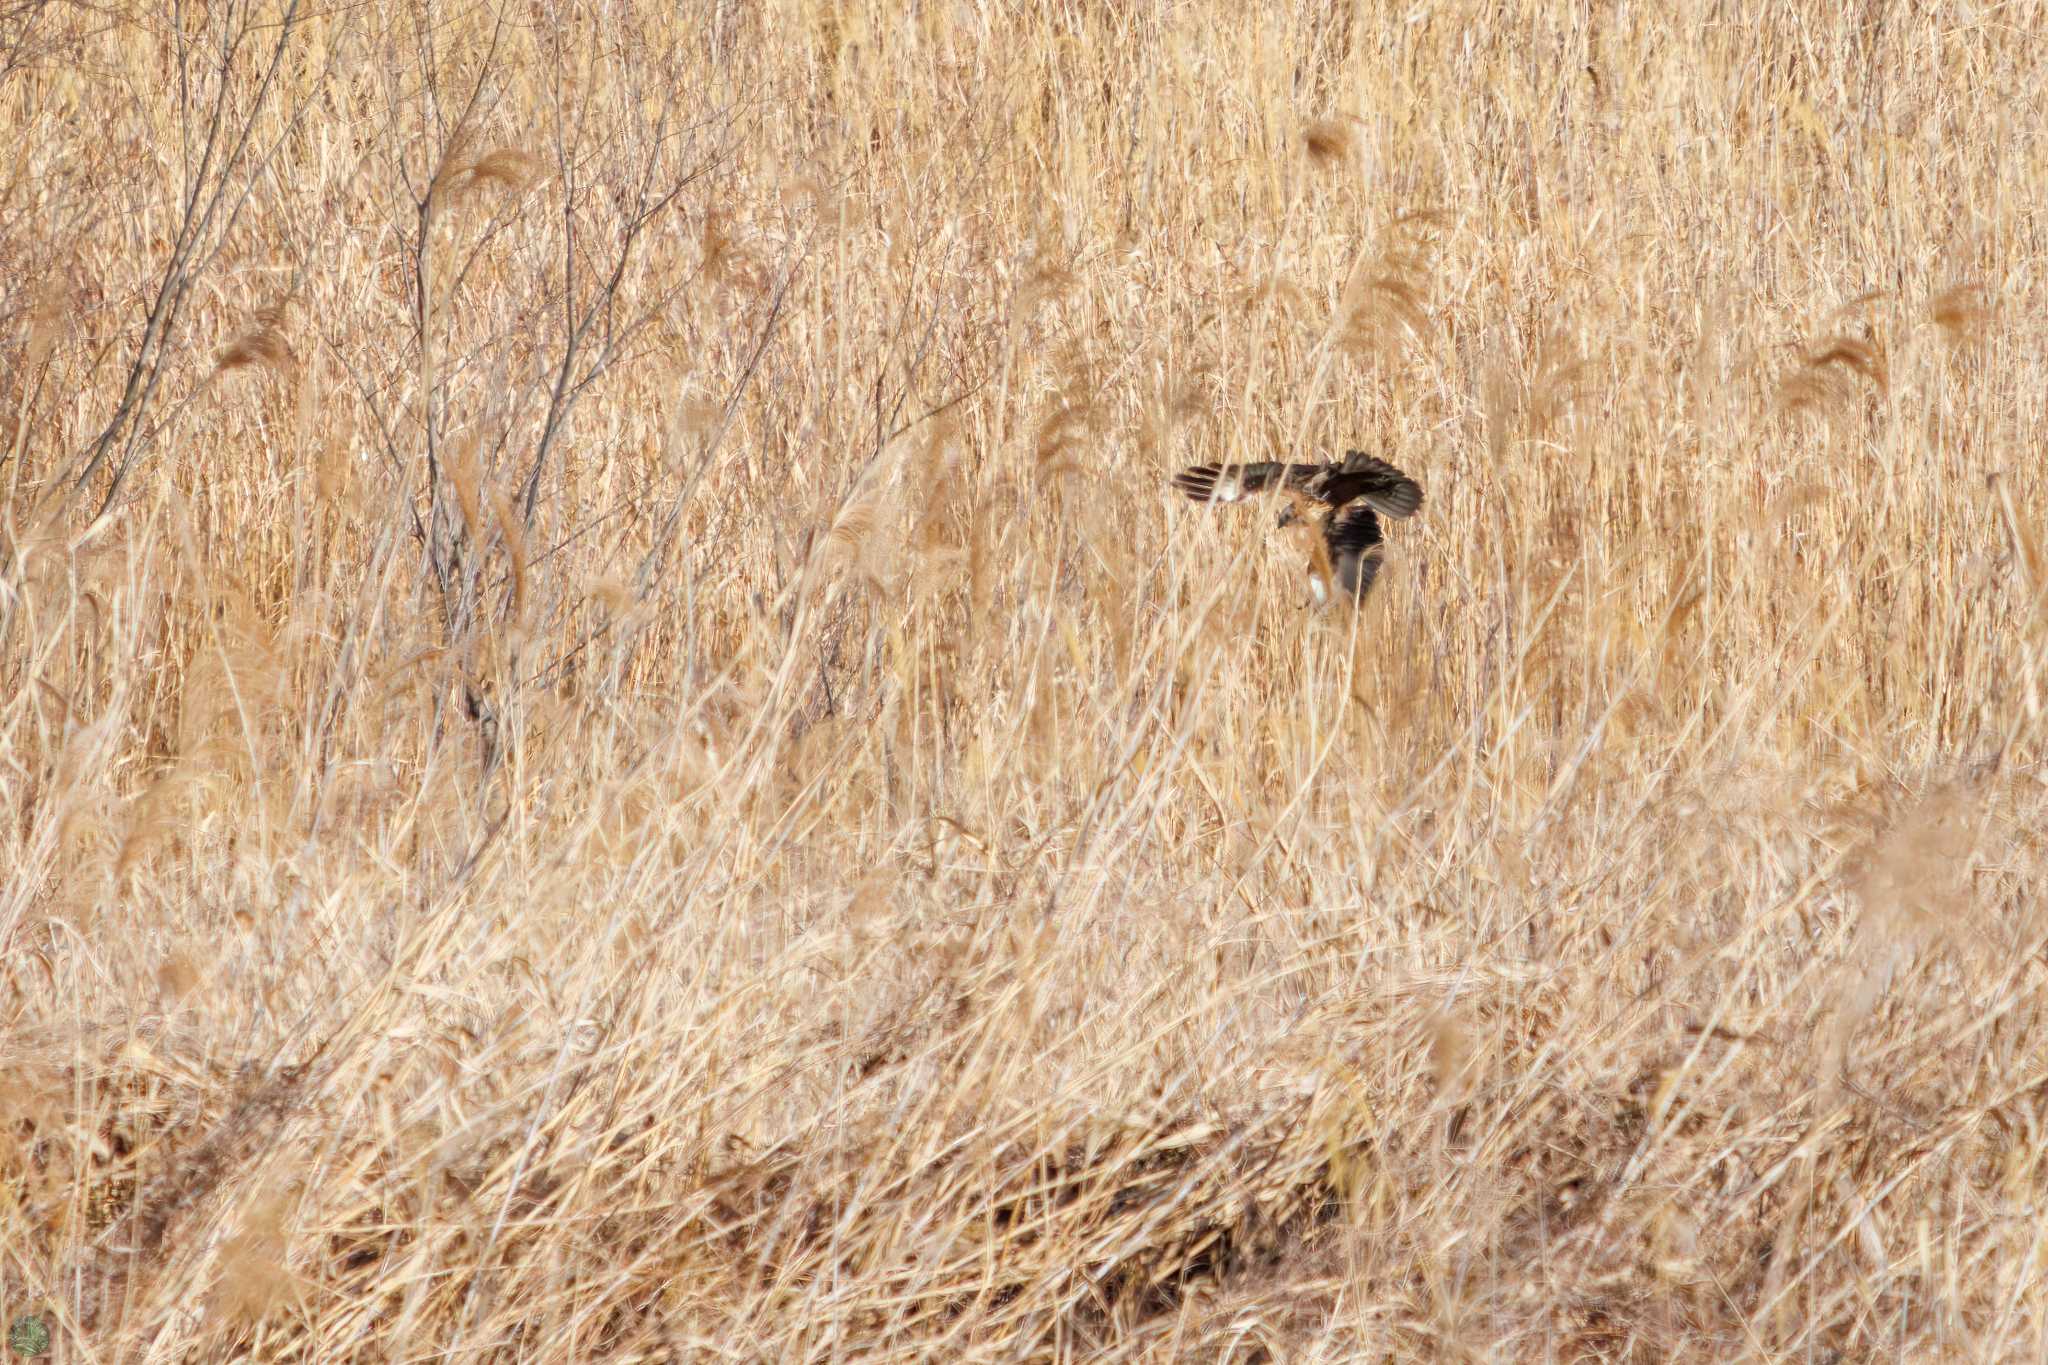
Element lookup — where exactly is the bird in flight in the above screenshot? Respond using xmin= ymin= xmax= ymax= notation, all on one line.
xmin=1171 ymin=451 xmax=1423 ymax=606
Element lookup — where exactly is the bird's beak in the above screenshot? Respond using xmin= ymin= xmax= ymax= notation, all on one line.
xmin=1275 ymin=504 xmax=1300 ymax=529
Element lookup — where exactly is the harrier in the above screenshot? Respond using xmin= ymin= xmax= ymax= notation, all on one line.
xmin=1171 ymin=451 xmax=1423 ymax=606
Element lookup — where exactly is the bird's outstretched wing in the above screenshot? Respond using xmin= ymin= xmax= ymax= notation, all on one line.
xmin=1171 ymin=462 xmax=1325 ymax=504
xmin=1171 ymin=452 xmax=1419 ymax=607
xmin=1315 ymin=452 xmax=1423 ymax=518
xmin=1322 ymin=500 xmax=1388 ymax=601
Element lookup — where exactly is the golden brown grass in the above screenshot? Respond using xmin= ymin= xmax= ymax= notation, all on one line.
xmin=4 ymin=1 xmax=2048 ymax=1359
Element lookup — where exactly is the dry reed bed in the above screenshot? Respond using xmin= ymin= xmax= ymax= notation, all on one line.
xmin=3 ymin=0 xmax=2047 ymax=1358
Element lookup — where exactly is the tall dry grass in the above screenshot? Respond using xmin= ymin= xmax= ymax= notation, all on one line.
xmin=3 ymin=0 xmax=2047 ymax=1358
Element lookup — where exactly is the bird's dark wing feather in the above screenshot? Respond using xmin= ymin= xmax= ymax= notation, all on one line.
xmin=1316 ymin=453 xmax=1423 ymax=518
xmin=1323 ymin=500 xmax=1387 ymax=600
xmin=1171 ymin=462 xmax=1323 ymax=503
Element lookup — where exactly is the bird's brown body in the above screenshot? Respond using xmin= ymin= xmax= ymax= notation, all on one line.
xmin=1171 ymin=451 xmax=1424 ymax=605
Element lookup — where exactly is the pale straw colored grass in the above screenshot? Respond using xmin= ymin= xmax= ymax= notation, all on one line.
xmin=3 ymin=1 xmax=2048 ymax=1359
